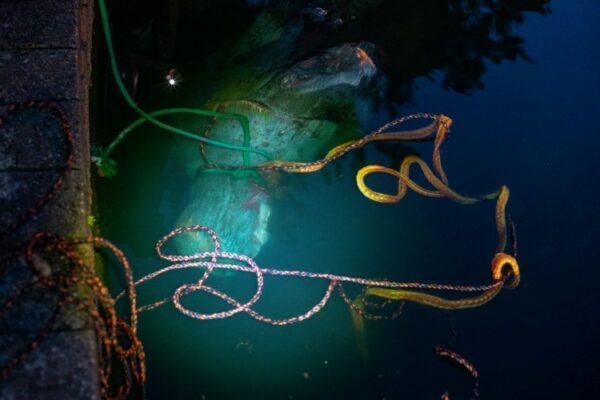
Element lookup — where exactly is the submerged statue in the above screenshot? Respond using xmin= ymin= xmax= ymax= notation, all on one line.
xmin=171 ymin=19 xmax=379 ymax=258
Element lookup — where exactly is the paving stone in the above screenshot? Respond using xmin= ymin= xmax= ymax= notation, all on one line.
xmin=0 ymin=0 xmax=78 ymax=49
xmin=0 ymin=245 xmax=93 ymax=333
xmin=0 ymin=169 xmax=89 ymax=239
xmin=0 ymin=330 xmax=100 ymax=400
xmin=0 ymin=100 xmax=85 ymax=170
xmin=0 ymin=49 xmax=78 ymax=103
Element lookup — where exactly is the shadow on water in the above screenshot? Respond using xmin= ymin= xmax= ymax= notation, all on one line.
xmin=92 ymin=1 xmax=559 ymax=399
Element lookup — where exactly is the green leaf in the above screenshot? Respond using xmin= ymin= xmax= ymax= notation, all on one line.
xmin=98 ymin=157 xmax=118 ymax=178
xmin=87 ymin=215 xmax=96 ymax=227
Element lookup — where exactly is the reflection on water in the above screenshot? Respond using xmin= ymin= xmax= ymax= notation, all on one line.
xmin=101 ymin=0 xmax=550 ymax=112
xmin=90 ymin=1 xmax=600 ymax=399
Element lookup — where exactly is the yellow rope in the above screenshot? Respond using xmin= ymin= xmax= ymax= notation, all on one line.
xmin=259 ymin=114 xmax=520 ymax=310
xmin=365 ymin=285 xmax=504 ymax=310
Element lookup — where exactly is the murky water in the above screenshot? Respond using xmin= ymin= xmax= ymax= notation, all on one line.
xmin=94 ymin=1 xmax=600 ymax=399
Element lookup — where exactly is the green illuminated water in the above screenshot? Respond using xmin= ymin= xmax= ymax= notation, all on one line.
xmin=98 ymin=119 xmax=497 ymax=399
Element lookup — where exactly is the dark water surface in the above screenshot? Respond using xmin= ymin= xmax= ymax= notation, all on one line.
xmin=96 ymin=1 xmax=600 ymax=399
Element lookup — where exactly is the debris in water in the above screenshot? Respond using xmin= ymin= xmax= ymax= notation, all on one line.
xmin=235 ymin=340 xmax=253 ymax=354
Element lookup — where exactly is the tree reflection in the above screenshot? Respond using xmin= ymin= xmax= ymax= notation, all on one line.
xmin=329 ymin=0 xmax=551 ymax=107
xmin=105 ymin=0 xmax=550 ymax=111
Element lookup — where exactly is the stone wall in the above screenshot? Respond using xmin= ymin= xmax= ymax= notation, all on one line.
xmin=0 ymin=0 xmax=100 ymax=398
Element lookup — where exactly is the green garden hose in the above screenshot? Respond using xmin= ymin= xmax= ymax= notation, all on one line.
xmin=95 ymin=0 xmax=273 ymax=176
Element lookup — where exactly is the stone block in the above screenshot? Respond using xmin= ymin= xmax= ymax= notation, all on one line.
xmin=0 ymin=0 xmax=78 ymax=49
xmin=0 ymin=330 xmax=100 ymax=400
xmin=0 ymin=245 xmax=93 ymax=333
xmin=0 ymin=100 xmax=85 ymax=170
xmin=0 ymin=49 xmax=78 ymax=103
xmin=0 ymin=169 xmax=89 ymax=238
